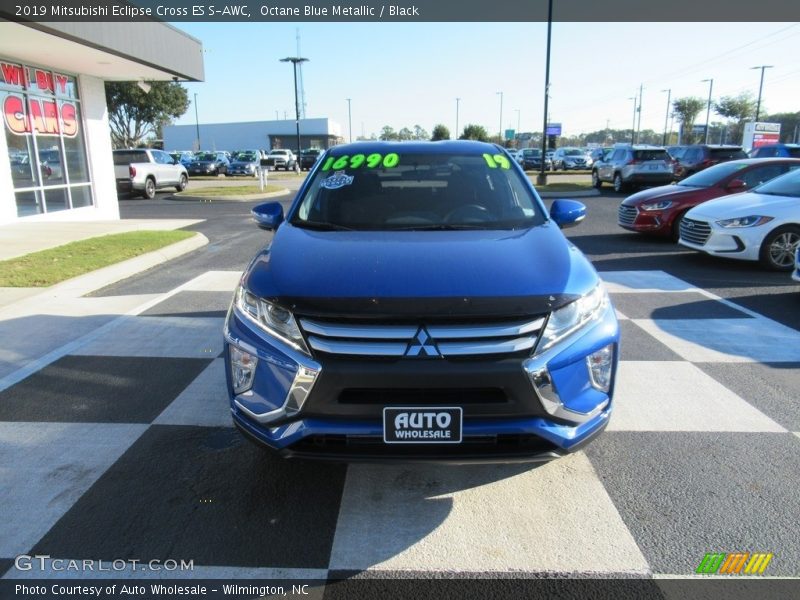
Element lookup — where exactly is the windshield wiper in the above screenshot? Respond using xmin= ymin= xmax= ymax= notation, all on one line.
xmin=294 ymin=220 xmax=355 ymax=231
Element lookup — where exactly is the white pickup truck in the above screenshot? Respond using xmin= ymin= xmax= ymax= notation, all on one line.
xmin=113 ymin=148 xmax=189 ymax=198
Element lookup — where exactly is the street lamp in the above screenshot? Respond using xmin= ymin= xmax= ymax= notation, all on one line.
xmin=455 ymin=97 xmax=460 ymax=139
xmin=193 ymin=93 xmax=201 ymax=151
xmin=701 ymin=78 xmax=713 ymax=144
xmin=661 ymin=89 xmax=671 ymax=146
xmin=346 ymin=98 xmax=352 ymax=143
xmin=279 ymin=56 xmax=309 ymax=155
xmin=496 ymin=91 xmax=504 ymax=144
xmin=751 ymin=65 xmax=773 ymax=122
xmin=537 ymin=0 xmax=553 ymax=186
xmin=515 ymin=109 xmax=520 ymax=139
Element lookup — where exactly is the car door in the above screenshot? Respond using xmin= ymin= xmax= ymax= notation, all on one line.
xmin=151 ymin=150 xmax=176 ymax=185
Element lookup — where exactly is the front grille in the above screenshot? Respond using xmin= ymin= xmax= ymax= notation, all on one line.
xmin=680 ymin=217 xmax=712 ymax=245
xmin=618 ymin=204 xmax=637 ymax=226
xmin=299 ymin=316 xmax=545 ymax=358
xmin=339 ymin=388 xmax=507 ymax=405
xmin=288 ymin=433 xmax=559 ymax=459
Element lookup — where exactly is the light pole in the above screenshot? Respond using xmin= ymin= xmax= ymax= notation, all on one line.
xmin=629 ymin=96 xmax=637 ymax=145
xmin=280 ymin=56 xmax=309 ymax=155
xmin=497 ymin=91 xmax=504 ymax=144
xmin=346 ymin=98 xmax=352 ymax=143
xmin=636 ymin=83 xmax=643 ymax=144
xmin=661 ymin=88 xmax=671 ymax=146
xmin=515 ymin=109 xmax=521 ymax=139
xmin=701 ymin=78 xmax=713 ymax=144
xmin=193 ymin=93 xmax=200 ymax=151
xmin=751 ymin=65 xmax=773 ymax=122
xmin=455 ymin=97 xmax=460 ymax=139
xmin=537 ymin=0 xmax=553 ymax=186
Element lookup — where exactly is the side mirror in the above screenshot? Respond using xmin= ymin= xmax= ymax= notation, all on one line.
xmin=252 ymin=202 xmax=284 ymax=230
xmin=550 ymin=199 xmax=586 ymax=229
xmin=727 ymin=178 xmax=747 ymax=191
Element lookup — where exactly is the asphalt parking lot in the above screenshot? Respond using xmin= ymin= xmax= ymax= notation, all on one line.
xmin=1 ymin=186 xmax=799 ymax=587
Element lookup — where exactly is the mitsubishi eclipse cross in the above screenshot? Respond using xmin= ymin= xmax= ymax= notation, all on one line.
xmin=223 ymin=141 xmax=619 ymax=461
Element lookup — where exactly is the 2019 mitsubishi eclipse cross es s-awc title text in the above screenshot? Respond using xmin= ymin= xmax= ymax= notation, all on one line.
xmin=223 ymin=141 xmax=619 ymax=461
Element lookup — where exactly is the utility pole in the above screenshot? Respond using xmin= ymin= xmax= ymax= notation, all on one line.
xmin=537 ymin=0 xmax=553 ymax=186
xmin=661 ymin=89 xmax=671 ymax=146
xmin=346 ymin=98 xmax=352 ymax=143
xmin=751 ymin=65 xmax=773 ymax=122
xmin=455 ymin=97 xmax=460 ymax=139
xmin=497 ymin=91 xmax=504 ymax=144
xmin=636 ymin=84 xmax=643 ymax=144
xmin=629 ymin=96 xmax=637 ymax=145
xmin=193 ymin=93 xmax=200 ymax=150
xmin=280 ymin=56 xmax=309 ymax=155
xmin=701 ymin=78 xmax=713 ymax=144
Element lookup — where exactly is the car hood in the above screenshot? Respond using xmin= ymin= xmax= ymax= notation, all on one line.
xmin=623 ymin=184 xmax=712 ymax=205
xmin=190 ymin=161 xmax=215 ymax=167
xmin=230 ymin=161 xmax=256 ymax=167
xmin=243 ymin=223 xmax=599 ymax=318
xmin=687 ymin=191 xmax=797 ymax=219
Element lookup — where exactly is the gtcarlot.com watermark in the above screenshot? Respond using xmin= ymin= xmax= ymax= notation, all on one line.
xmin=14 ymin=554 xmax=194 ymax=573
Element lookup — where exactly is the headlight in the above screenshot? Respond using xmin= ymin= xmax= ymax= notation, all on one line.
xmin=534 ymin=283 xmax=609 ymax=356
xmin=235 ymin=285 xmax=310 ymax=355
xmin=640 ymin=200 xmax=673 ymax=211
xmin=716 ymin=215 xmax=773 ymax=228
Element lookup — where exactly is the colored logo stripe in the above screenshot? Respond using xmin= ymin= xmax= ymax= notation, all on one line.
xmin=696 ymin=552 xmax=773 ymax=575
xmin=744 ymin=553 xmax=773 ymax=575
xmin=696 ymin=553 xmax=725 ymax=574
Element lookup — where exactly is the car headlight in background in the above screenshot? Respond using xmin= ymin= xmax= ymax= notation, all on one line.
xmin=534 ymin=282 xmax=609 ymax=356
xmin=716 ymin=215 xmax=773 ymax=228
xmin=640 ymin=200 xmax=673 ymax=211
xmin=235 ymin=285 xmax=310 ymax=355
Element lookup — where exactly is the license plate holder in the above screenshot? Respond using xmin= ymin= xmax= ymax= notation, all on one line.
xmin=383 ymin=407 xmax=462 ymax=444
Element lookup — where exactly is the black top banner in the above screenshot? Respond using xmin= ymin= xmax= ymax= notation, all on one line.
xmin=2 ymin=0 xmax=799 ymax=22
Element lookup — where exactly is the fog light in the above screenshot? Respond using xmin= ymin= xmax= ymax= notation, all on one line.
xmin=587 ymin=344 xmax=614 ymax=392
xmin=230 ymin=345 xmax=257 ymax=394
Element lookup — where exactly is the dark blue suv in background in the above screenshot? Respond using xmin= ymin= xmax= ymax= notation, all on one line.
xmin=223 ymin=141 xmax=619 ymax=461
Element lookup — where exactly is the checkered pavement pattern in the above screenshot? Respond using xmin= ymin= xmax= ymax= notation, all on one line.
xmin=1 ymin=270 xmax=799 ymax=581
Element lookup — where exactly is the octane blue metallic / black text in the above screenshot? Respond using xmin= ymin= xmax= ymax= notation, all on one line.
xmin=224 ymin=141 xmax=619 ymax=461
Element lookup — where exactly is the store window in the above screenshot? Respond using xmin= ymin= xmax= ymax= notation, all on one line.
xmin=1 ymin=60 xmax=92 ymax=217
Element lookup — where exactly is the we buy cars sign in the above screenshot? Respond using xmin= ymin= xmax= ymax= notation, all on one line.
xmin=743 ymin=122 xmax=781 ymax=149
xmin=1 ymin=62 xmax=79 ymax=137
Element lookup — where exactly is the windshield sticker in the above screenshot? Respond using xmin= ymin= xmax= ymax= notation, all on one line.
xmin=483 ymin=153 xmax=511 ymax=169
xmin=321 ymin=152 xmax=401 ymax=171
xmin=320 ymin=170 xmax=355 ymax=190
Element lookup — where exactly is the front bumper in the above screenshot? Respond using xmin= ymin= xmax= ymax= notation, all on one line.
xmin=679 ymin=220 xmax=760 ymax=261
xmin=223 ymin=303 xmax=619 ymax=461
xmin=618 ymin=205 xmax=675 ymax=236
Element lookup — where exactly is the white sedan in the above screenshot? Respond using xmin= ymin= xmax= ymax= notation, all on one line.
xmin=678 ymin=167 xmax=800 ymax=271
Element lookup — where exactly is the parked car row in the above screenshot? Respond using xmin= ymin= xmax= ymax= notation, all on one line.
xmin=616 ymin=157 xmax=800 ymax=272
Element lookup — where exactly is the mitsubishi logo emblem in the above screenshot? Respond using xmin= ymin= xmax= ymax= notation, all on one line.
xmin=405 ymin=327 xmax=440 ymax=357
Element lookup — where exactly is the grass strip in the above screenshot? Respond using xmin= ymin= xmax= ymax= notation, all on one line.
xmin=178 ymin=185 xmax=284 ymax=196
xmin=0 ymin=230 xmax=195 ymax=287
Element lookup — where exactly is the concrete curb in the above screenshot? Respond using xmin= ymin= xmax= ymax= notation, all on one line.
xmin=538 ymin=189 xmax=601 ymax=199
xmin=171 ymin=189 xmax=290 ymax=202
xmin=0 ymin=232 xmax=208 ymax=309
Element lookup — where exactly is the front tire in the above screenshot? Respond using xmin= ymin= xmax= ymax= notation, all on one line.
xmin=175 ymin=174 xmax=188 ymax=192
xmin=671 ymin=210 xmax=688 ymax=242
xmin=142 ymin=177 xmax=156 ymax=199
xmin=591 ymin=170 xmax=602 ymax=189
xmin=613 ymin=173 xmax=626 ymax=193
xmin=759 ymin=225 xmax=800 ymax=271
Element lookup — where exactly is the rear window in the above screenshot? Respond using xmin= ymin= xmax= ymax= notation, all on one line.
xmin=523 ymin=149 xmax=541 ymax=157
xmin=633 ymin=150 xmax=669 ymax=161
xmin=788 ymin=148 xmax=800 ymax=158
xmin=113 ymin=150 xmax=147 ymax=165
xmin=709 ymin=148 xmax=747 ymax=160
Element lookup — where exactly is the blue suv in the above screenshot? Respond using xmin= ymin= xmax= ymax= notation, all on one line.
xmin=750 ymin=144 xmax=800 ymax=158
xmin=223 ymin=141 xmax=619 ymax=461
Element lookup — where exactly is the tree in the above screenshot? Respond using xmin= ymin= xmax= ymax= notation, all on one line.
xmin=431 ymin=124 xmax=450 ymax=141
xmin=714 ymin=93 xmax=757 ymax=143
xmin=379 ymin=126 xmax=398 ymax=141
xmin=672 ymin=97 xmax=706 ymax=144
xmin=105 ymin=81 xmax=189 ymax=148
xmin=762 ymin=111 xmax=800 ymax=143
xmin=398 ymin=127 xmax=414 ymax=141
xmin=412 ymin=125 xmax=429 ymax=140
xmin=459 ymin=124 xmax=490 ymax=141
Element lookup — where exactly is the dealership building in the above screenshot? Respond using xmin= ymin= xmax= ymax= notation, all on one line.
xmin=0 ymin=20 xmax=204 ymax=225
xmin=163 ymin=118 xmax=343 ymax=154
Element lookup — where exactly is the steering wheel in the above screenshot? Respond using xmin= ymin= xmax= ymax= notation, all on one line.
xmin=444 ymin=204 xmax=490 ymax=223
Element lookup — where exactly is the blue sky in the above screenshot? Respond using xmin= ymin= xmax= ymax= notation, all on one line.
xmin=172 ymin=22 xmax=800 ymax=139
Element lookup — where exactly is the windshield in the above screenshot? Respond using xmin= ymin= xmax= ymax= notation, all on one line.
xmin=196 ymin=153 xmax=216 ymax=161
xmin=236 ymin=152 xmax=258 ymax=161
xmin=753 ymin=168 xmax=800 ymax=197
xmin=564 ymin=149 xmax=584 ymax=156
xmin=523 ymin=149 xmax=541 ymax=157
xmin=271 ymin=150 xmax=289 ymax=156
xmin=679 ymin=162 xmax=748 ymax=187
xmin=290 ymin=150 xmax=544 ymax=231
